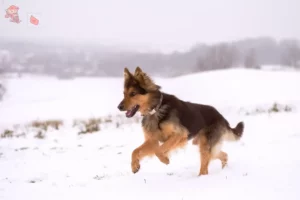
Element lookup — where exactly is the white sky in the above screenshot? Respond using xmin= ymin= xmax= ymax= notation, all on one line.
xmin=1 ymin=0 xmax=299 ymax=53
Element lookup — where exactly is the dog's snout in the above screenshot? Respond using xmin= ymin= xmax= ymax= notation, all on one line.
xmin=118 ymin=102 xmax=125 ymax=111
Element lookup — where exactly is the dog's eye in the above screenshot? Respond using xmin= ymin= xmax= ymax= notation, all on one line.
xmin=130 ymin=92 xmax=136 ymax=97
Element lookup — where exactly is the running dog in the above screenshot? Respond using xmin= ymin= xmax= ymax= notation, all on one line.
xmin=117 ymin=67 xmax=244 ymax=176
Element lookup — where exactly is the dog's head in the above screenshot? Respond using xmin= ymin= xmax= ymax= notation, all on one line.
xmin=117 ymin=66 xmax=161 ymax=118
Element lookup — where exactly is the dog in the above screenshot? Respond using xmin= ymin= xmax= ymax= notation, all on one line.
xmin=117 ymin=66 xmax=244 ymax=176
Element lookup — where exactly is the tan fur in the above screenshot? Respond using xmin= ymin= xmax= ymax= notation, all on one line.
xmin=222 ymin=129 xmax=240 ymax=141
xmin=131 ymin=120 xmax=189 ymax=173
xmin=199 ymin=135 xmax=211 ymax=175
xmin=216 ymin=151 xmax=228 ymax=169
xmin=131 ymin=139 xmax=161 ymax=173
xmin=156 ymin=121 xmax=188 ymax=155
xmin=123 ymin=88 xmax=152 ymax=115
xmin=192 ymin=128 xmax=233 ymax=172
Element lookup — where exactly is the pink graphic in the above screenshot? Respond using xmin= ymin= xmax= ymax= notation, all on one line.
xmin=30 ymin=15 xmax=39 ymax=25
xmin=5 ymin=5 xmax=21 ymax=24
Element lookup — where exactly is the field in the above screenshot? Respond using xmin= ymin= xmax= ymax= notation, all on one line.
xmin=0 ymin=68 xmax=300 ymax=200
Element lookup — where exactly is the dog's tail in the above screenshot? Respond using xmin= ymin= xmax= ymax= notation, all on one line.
xmin=223 ymin=121 xmax=244 ymax=141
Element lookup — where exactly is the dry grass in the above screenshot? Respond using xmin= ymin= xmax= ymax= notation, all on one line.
xmin=242 ymin=102 xmax=293 ymax=116
xmin=31 ymin=119 xmax=63 ymax=131
xmin=268 ymin=102 xmax=292 ymax=113
xmin=74 ymin=114 xmax=141 ymax=134
xmin=1 ymin=113 xmax=142 ymax=139
xmin=34 ymin=130 xmax=45 ymax=139
xmin=1 ymin=129 xmax=14 ymax=138
xmin=76 ymin=117 xmax=101 ymax=134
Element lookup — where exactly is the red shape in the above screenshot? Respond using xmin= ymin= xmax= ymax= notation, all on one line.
xmin=8 ymin=5 xmax=19 ymax=10
xmin=30 ymin=15 xmax=39 ymax=25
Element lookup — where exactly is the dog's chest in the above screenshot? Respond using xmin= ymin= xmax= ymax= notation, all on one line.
xmin=142 ymin=115 xmax=172 ymax=142
xmin=142 ymin=114 xmax=160 ymax=132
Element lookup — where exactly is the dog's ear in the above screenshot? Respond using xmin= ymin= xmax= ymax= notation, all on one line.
xmin=123 ymin=67 xmax=136 ymax=88
xmin=134 ymin=66 xmax=143 ymax=76
xmin=124 ymin=67 xmax=132 ymax=80
xmin=133 ymin=66 xmax=161 ymax=91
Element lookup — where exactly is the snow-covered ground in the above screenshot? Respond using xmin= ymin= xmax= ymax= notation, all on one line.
xmin=0 ymin=68 xmax=300 ymax=200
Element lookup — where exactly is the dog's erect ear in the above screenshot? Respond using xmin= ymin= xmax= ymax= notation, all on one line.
xmin=124 ymin=67 xmax=132 ymax=80
xmin=133 ymin=66 xmax=161 ymax=91
xmin=123 ymin=67 xmax=136 ymax=88
xmin=134 ymin=66 xmax=143 ymax=76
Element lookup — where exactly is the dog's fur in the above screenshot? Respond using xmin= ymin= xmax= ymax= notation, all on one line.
xmin=118 ymin=67 xmax=244 ymax=176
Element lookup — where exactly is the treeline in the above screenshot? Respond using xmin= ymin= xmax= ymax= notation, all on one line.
xmin=192 ymin=37 xmax=300 ymax=73
xmin=0 ymin=36 xmax=299 ymax=78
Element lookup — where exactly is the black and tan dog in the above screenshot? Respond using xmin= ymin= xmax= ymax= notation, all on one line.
xmin=117 ymin=67 xmax=244 ymax=176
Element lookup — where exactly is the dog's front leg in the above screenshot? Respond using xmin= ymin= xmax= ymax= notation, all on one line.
xmin=157 ymin=134 xmax=188 ymax=156
xmin=131 ymin=139 xmax=161 ymax=173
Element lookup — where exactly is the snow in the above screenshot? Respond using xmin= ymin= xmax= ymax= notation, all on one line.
xmin=0 ymin=68 xmax=300 ymax=200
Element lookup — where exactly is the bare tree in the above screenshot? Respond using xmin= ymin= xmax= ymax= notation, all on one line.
xmin=0 ymin=83 xmax=5 ymax=101
xmin=197 ymin=43 xmax=239 ymax=71
xmin=0 ymin=72 xmax=5 ymax=101
xmin=0 ymin=60 xmax=6 ymax=101
xmin=244 ymin=48 xmax=258 ymax=68
xmin=280 ymin=39 xmax=300 ymax=68
xmin=1 ymin=37 xmax=300 ymax=77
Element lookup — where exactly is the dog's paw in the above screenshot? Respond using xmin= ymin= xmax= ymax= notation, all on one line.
xmin=156 ymin=154 xmax=170 ymax=165
xmin=221 ymin=161 xmax=227 ymax=169
xmin=198 ymin=169 xmax=208 ymax=176
xmin=131 ymin=160 xmax=140 ymax=174
xmin=161 ymin=156 xmax=170 ymax=165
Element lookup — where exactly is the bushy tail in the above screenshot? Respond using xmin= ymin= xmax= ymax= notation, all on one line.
xmin=224 ymin=121 xmax=244 ymax=141
xmin=233 ymin=121 xmax=244 ymax=138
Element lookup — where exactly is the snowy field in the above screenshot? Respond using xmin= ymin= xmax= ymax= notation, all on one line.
xmin=0 ymin=68 xmax=300 ymax=200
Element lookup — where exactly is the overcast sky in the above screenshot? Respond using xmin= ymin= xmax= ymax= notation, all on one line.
xmin=1 ymin=0 xmax=299 ymax=52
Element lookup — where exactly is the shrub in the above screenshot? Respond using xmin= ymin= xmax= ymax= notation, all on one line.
xmin=77 ymin=117 xmax=101 ymax=134
xmin=34 ymin=130 xmax=45 ymax=139
xmin=242 ymin=102 xmax=293 ymax=116
xmin=1 ymin=129 xmax=14 ymax=138
xmin=31 ymin=119 xmax=63 ymax=131
xmin=1 ymin=113 xmax=142 ymax=139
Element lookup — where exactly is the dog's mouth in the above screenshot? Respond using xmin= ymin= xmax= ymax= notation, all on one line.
xmin=126 ymin=105 xmax=140 ymax=118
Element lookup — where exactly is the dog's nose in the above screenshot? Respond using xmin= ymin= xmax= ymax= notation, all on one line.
xmin=118 ymin=103 xmax=124 ymax=111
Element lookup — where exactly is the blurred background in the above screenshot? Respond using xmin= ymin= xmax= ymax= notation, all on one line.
xmin=0 ymin=0 xmax=299 ymax=79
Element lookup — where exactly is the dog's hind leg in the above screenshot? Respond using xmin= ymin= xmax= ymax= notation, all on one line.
xmin=209 ymin=121 xmax=244 ymax=170
xmin=198 ymin=124 xmax=225 ymax=176
xmin=215 ymin=151 xmax=228 ymax=169
xmin=198 ymin=134 xmax=212 ymax=175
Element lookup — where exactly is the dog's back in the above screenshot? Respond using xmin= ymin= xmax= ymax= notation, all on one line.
xmin=160 ymin=92 xmax=244 ymax=142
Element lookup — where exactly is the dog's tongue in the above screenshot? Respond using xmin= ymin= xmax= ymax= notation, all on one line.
xmin=126 ymin=109 xmax=133 ymax=117
xmin=125 ymin=105 xmax=139 ymax=118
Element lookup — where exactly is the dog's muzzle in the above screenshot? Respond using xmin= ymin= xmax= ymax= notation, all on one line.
xmin=117 ymin=101 xmax=125 ymax=111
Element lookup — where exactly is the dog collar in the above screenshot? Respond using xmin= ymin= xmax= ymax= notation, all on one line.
xmin=149 ymin=93 xmax=163 ymax=115
xmin=149 ymin=109 xmax=156 ymax=115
